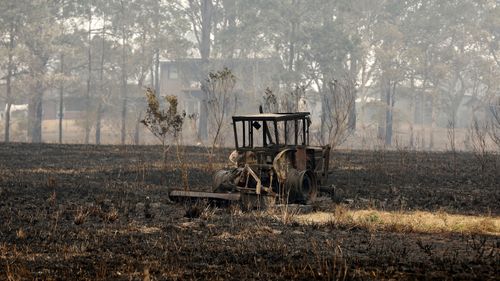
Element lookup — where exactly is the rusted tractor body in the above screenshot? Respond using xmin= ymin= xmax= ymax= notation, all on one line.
xmin=170 ymin=112 xmax=330 ymax=207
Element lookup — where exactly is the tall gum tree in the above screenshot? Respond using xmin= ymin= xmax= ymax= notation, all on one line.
xmin=183 ymin=0 xmax=214 ymax=140
xmin=22 ymin=1 xmax=60 ymax=143
xmin=107 ymin=0 xmax=135 ymax=144
xmin=0 ymin=0 xmax=28 ymax=142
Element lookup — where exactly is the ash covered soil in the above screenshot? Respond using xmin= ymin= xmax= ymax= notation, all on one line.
xmin=0 ymin=143 xmax=498 ymax=280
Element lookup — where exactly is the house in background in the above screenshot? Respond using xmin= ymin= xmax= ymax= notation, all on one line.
xmin=159 ymin=58 xmax=282 ymax=141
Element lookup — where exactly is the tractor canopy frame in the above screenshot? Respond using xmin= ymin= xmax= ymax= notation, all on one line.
xmin=232 ymin=112 xmax=312 ymax=149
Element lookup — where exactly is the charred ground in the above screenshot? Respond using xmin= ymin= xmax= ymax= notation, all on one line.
xmin=0 ymin=143 xmax=498 ymax=280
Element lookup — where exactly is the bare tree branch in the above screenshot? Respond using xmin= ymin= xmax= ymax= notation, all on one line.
xmin=202 ymin=67 xmax=236 ymax=154
xmin=323 ymin=77 xmax=356 ymax=148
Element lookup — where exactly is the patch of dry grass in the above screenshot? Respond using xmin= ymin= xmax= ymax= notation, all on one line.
xmin=295 ymin=206 xmax=500 ymax=235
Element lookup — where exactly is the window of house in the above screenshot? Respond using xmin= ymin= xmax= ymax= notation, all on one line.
xmin=168 ymin=65 xmax=178 ymax=79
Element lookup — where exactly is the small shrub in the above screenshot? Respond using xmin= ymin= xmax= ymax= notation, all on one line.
xmin=104 ymin=207 xmax=119 ymax=223
xmin=16 ymin=228 xmax=26 ymax=240
xmin=74 ymin=206 xmax=89 ymax=225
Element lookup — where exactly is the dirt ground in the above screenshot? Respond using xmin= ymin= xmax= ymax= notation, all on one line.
xmin=0 ymin=143 xmax=498 ymax=280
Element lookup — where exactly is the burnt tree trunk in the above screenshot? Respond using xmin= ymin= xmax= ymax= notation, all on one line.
xmin=150 ymin=64 xmax=154 ymax=88
xmin=153 ymin=1 xmax=160 ymax=95
xmin=28 ymin=86 xmax=44 ymax=143
xmin=348 ymin=58 xmax=357 ymax=132
xmin=95 ymin=103 xmax=102 ymax=144
xmin=197 ymin=0 xmax=213 ymax=141
xmin=134 ymin=112 xmax=141 ymax=145
xmin=288 ymin=19 xmax=296 ymax=73
xmin=120 ymin=1 xmax=128 ymax=145
xmin=4 ymin=25 xmax=14 ymax=143
xmin=84 ymin=7 xmax=92 ymax=144
xmin=58 ymin=53 xmax=64 ymax=144
xmin=121 ymin=76 xmax=127 ymax=145
xmin=200 ymin=0 xmax=213 ymax=62
xmin=198 ymin=98 xmax=208 ymax=141
xmin=377 ymin=79 xmax=386 ymax=141
xmin=320 ymin=79 xmax=330 ymax=145
xmin=95 ymin=25 xmax=106 ymax=145
xmin=349 ymin=97 xmax=356 ymax=132
xmin=385 ymin=81 xmax=396 ymax=146
xmin=429 ymin=94 xmax=435 ymax=149
xmin=154 ymin=49 xmax=160 ymax=95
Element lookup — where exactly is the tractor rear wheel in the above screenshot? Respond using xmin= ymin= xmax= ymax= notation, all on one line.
xmin=285 ymin=170 xmax=317 ymax=204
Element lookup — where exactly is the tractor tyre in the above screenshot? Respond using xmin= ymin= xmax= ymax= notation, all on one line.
xmin=285 ymin=170 xmax=318 ymax=204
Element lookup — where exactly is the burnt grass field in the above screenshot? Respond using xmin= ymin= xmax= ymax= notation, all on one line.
xmin=0 ymin=143 xmax=498 ymax=280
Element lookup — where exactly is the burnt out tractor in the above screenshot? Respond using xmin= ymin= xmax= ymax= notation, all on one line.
xmin=170 ymin=111 xmax=331 ymax=208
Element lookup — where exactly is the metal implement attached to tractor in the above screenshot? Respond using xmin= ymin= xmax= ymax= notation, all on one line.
xmin=169 ymin=111 xmax=331 ymax=208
